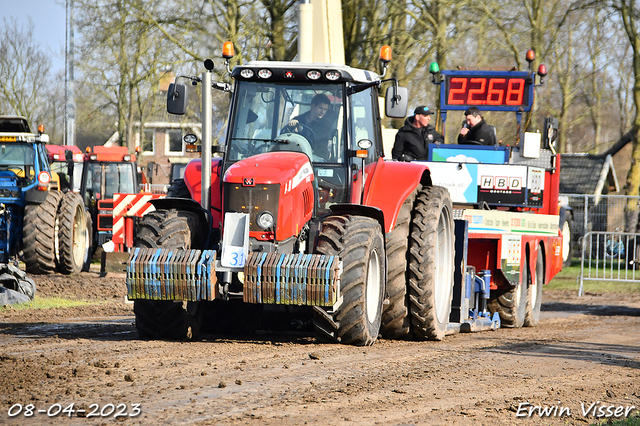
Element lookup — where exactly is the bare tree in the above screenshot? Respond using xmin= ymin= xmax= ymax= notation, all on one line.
xmin=0 ymin=18 xmax=53 ymax=127
xmin=75 ymin=0 xmax=176 ymax=151
xmin=606 ymin=0 xmax=640 ymax=231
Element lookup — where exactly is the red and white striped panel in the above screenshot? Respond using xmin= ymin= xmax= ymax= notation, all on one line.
xmin=112 ymin=193 xmax=165 ymax=245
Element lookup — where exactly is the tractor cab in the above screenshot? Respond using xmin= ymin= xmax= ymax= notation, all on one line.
xmin=223 ymin=62 xmax=400 ymax=214
xmin=81 ymin=146 xmax=138 ymax=247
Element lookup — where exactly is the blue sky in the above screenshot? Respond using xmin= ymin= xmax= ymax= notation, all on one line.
xmin=2 ymin=0 xmax=67 ymax=74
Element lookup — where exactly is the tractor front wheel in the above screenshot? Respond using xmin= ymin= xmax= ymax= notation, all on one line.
xmin=22 ymin=190 xmax=62 ymax=274
xmin=313 ymin=215 xmax=385 ymax=346
xmin=133 ymin=209 xmax=203 ymax=341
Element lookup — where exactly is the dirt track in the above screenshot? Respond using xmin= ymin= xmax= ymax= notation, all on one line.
xmin=0 ymin=271 xmax=639 ymax=425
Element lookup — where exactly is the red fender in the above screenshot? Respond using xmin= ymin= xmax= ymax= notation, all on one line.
xmin=363 ymin=159 xmax=432 ymax=233
xmin=184 ymin=158 xmax=223 ymax=228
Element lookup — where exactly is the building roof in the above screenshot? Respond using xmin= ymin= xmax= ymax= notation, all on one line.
xmin=559 ymin=153 xmax=619 ymax=197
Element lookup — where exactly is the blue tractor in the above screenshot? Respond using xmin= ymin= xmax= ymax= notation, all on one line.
xmin=0 ymin=116 xmax=87 ymax=274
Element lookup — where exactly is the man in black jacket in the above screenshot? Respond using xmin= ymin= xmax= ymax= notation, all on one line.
xmin=391 ymin=106 xmax=444 ymax=161
xmin=457 ymin=106 xmax=497 ymax=145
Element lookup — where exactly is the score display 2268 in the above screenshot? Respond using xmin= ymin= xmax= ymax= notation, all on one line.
xmin=445 ymin=76 xmax=529 ymax=107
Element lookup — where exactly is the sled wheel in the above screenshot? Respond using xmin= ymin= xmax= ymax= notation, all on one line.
xmin=524 ymin=247 xmax=544 ymax=327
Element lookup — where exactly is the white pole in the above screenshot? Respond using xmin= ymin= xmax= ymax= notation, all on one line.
xmin=298 ymin=0 xmax=313 ymax=62
xmin=201 ymin=71 xmax=212 ymax=211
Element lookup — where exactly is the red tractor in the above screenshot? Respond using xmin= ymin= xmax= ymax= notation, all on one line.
xmin=127 ymin=46 xmax=459 ymax=345
xmin=80 ymin=146 xmax=139 ymax=254
xmin=127 ymin=45 xmax=562 ymax=345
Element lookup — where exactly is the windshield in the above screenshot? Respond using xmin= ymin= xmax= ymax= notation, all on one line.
xmin=50 ymin=161 xmax=83 ymax=192
xmin=228 ymin=81 xmax=344 ymax=163
xmin=0 ymin=143 xmax=36 ymax=182
xmin=84 ymin=162 xmax=135 ymax=204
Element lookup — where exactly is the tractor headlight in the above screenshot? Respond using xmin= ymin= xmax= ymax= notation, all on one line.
xmin=257 ymin=211 xmax=275 ymax=230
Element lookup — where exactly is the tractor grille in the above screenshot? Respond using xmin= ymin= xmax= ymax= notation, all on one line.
xmin=97 ymin=214 xmax=113 ymax=230
xmin=98 ymin=200 xmax=114 ymax=210
xmin=302 ymin=187 xmax=313 ymax=217
xmin=224 ymin=183 xmax=279 ymax=232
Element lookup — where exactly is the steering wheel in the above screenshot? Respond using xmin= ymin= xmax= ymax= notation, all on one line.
xmin=283 ymin=122 xmax=316 ymax=143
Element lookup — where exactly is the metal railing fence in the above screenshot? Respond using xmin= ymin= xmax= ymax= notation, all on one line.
xmin=579 ymin=231 xmax=640 ymax=296
xmin=559 ymin=193 xmax=640 ymax=253
xmin=138 ymin=183 xmax=168 ymax=194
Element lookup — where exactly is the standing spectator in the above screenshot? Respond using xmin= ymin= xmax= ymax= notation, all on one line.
xmin=392 ymin=106 xmax=443 ymax=161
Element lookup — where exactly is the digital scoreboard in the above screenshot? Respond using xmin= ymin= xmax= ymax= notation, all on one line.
xmin=439 ymin=70 xmax=534 ymax=112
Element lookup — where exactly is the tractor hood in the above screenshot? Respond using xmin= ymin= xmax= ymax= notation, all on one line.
xmin=223 ymin=151 xmax=315 ymax=242
xmin=224 ymin=152 xmax=314 ymax=187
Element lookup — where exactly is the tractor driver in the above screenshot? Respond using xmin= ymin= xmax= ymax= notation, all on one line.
xmin=284 ymin=93 xmax=333 ymax=160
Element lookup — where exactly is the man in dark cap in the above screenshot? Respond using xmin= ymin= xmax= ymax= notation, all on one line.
xmin=391 ymin=106 xmax=444 ymax=161
xmin=457 ymin=106 xmax=497 ymax=145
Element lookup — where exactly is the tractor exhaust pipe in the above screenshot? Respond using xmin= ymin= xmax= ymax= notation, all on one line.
xmin=201 ymin=64 xmax=213 ymax=211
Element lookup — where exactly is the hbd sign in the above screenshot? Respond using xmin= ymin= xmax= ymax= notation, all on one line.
xmin=480 ymin=176 xmax=522 ymax=191
xmin=477 ymin=164 xmax=528 ymax=206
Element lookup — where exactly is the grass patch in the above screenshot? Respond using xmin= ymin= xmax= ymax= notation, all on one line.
xmin=548 ymin=262 xmax=640 ymax=293
xmin=596 ymin=414 xmax=640 ymax=425
xmin=0 ymin=296 xmax=98 ymax=311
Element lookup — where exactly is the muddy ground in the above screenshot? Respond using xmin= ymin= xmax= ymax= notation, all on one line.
xmin=0 ymin=271 xmax=639 ymax=425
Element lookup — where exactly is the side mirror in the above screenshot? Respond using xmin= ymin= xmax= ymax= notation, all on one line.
xmin=385 ymin=86 xmax=408 ymax=118
xmin=167 ymin=83 xmax=188 ymax=115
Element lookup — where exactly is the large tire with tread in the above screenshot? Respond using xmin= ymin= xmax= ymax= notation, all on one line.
xmin=82 ymin=214 xmax=93 ymax=272
xmin=488 ymin=277 xmax=526 ymax=328
xmin=408 ymin=185 xmax=455 ymax=341
xmin=133 ymin=209 xmax=203 ymax=341
xmin=380 ymin=192 xmax=414 ymax=339
xmin=524 ymin=247 xmax=544 ymax=327
xmin=313 ymin=215 xmax=385 ymax=346
xmin=56 ymin=192 xmax=88 ymax=274
xmin=561 ymin=216 xmax=573 ymax=267
xmin=22 ymin=191 xmax=62 ymax=274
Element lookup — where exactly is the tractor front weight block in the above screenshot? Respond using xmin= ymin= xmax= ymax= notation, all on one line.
xmin=127 ymin=248 xmax=342 ymax=308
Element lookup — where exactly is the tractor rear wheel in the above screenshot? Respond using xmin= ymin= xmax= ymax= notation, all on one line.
xmin=524 ymin=247 xmax=544 ymax=327
xmin=56 ymin=192 xmax=87 ymax=274
xmin=313 ymin=215 xmax=385 ymax=346
xmin=22 ymin=190 xmax=62 ymax=274
xmin=408 ymin=185 xmax=455 ymax=341
xmin=380 ymin=192 xmax=414 ymax=339
xmin=133 ymin=209 xmax=203 ymax=341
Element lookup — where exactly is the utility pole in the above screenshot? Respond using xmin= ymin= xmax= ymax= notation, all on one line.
xmin=65 ymin=0 xmax=76 ymax=145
